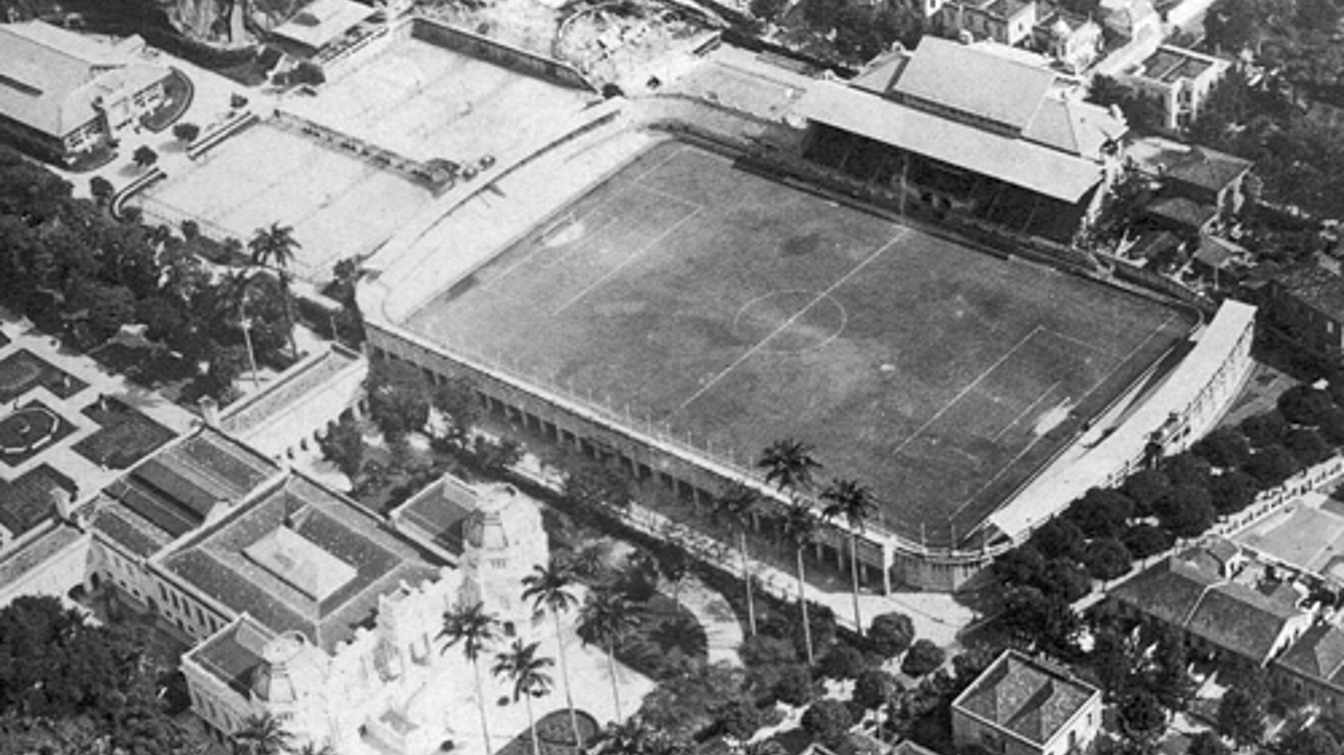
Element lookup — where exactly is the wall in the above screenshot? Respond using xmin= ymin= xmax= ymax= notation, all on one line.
xmin=408 ymin=17 xmax=596 ymax=92
xmin=270 ymin=109 xmax=454 ymax=192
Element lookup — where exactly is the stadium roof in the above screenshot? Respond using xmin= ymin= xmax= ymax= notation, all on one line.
xmin=890 ymin=37 xmax=1061 ymax=130
xmin=952 ymin=650 xmax=1099 ymax=745
xmin=0 ymin=21 xmax=168 ymax=137
xmin=270 ymin=0 xmax=378 ymax=51
xmin=795 ymin=81 xmax=1106 ymax=202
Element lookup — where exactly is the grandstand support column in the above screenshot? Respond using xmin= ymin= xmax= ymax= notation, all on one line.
xmin=881 ymin=542 xmax=892 ymax=596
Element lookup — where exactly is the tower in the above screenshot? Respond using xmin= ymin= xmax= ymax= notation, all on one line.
xmin=456 ymin=483 xmax=548 ymax=631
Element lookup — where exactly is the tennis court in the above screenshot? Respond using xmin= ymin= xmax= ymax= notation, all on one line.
xmin=405 ymin=140 xmax=1197 ymax=546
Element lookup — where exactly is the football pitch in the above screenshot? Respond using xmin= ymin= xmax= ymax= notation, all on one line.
xmin=404 ymin=140 xmax=1198 ymax=546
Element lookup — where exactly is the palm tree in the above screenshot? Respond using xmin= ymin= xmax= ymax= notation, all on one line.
xmin=821 ymin=478 xmax=877 ymax=636
xmin=247 ymin=222 xmax=301 ymax=358
xmin=295 ymin=744 xmax=335 ymax=755
xmin=440 ymin=602 xmax=500 ymax=755
xmin=713 ymin=481 xmax=761 ymax=636
xmin=521 ymin=562 xmax=584 ymax=751
xmin=492 ymin=639 xmax=555 ymax=755
xmin=232 ymin=712 xmax=291 ymax=755
xmin=757 ymin=438 xmax=822 ymax=492
xmin=780 ymin=499 xmax=820 ymax=665
xmin=578 ymin=587 xmax=642 ymax=721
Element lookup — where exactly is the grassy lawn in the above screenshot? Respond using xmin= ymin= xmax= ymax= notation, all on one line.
xmin=495 ymin=709 xmax=599 ymax=755
xmin=140 ymin=68 xmax=195 ymax=133
xmin=405 ymin=139 xmax=1195 ymax=547
xmin=0 ymin=402 xmax=76 ymax=467
xmin=0 ymin=464 xmax=77 ymax=535
xmin=0 ymin=349 xmax=86 ymax=403
xmin=74 ymin=397 xmax=176 ymax=469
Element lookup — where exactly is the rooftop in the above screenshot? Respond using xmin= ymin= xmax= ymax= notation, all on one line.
xmin=1111 ymin=551 xmax=1219 ymax=627
xmin=1277 ymin=623 xmax=1344 ymax=691
xmin=186 ymin=614 xmax=275 ymax=697
xmin=1145 ymin=195 xmax=1218 ymax=231
xmin=1132 ymin=45 xmax=1221 ymax=84
xmin=0 ymin=464 xmax=75 ymax=538
xmin=220 ymin=344 xmax=361 ymax=439
xmin=161 ymin=473 xmax=440 ymax=652
xmin=1274 ymin=257 xmax=1344 ymax=318
xmin=0 ymin=521 xmax=83 ymax=588
xmin=388 ymin=474 xmax=476 ymax=558
xmin=953 ymin=650 xmax=1099 ymax=745
xmin=270 ymin=0 xmax=379 ymax=51
xmin=1130 ymin=137 xmax=1253 ymax=193
xmin=0 ymin=21 xmax=168 ymax=137
xmin=890 ymin=37 xmax=1064 ymax=131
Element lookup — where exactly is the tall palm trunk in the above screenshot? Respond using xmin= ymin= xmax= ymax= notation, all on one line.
xmin=848 ymin=533 xmax=863 ymax=636
xmin=552 ymin=609 xmax=583 ymax=751
xmin=473 ymin=659 xmax=494 ymax=755
xmin=279 ymin=272 xmax=300 ymax=360
xmin=796 ymin=547 xmax=814 ymax=665
xmin=606 ymin=641 xmax=623 ymax=720
xmin=740 ymin=530 xmax=757 ymax=636
xmin=525 ymin=693 xmax=540 ymax=755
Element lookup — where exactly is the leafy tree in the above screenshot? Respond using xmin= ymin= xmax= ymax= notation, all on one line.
xmin=562 ymin=456 xmax=632 ymax=511
xmin=1162 ymin=453 xmax=1213 ymax=488
xmin=1154 ymin=485 xmax=1216 ymax=538
xmin=1320 ymin=407 xmax=1344 ymax=445
xmin=750 ymin=0 xmax=787 ymax=21
xmin=1286 ymin=427 xmax=1332 ymax=466
xmin=470 ymin=435 xmax=522 ymax=474
xmin=994 ymin=543 xmax=1046 ymax=587
xmin=1001 ymin=585 xmax=1079 ymax=655
xmin=717 ymin=698 xmax=767 ymax=741
xmin=773 ymin=663 xmax=817 ymax=706
xmin=365 ymin=358 xmax=431 ymax=441
xmin=1043 ymin=557 xmax=1093 ymax=602
xmin=714 ymin=481 xmax=763 ymax=636
xmin=900 ymin=639 xmax=945 ymax=678
xmin=1276 ymin=725 xmax=1340 ymax=755
xmin=1209 ymin=470 xmax=1259 ymax=515
xmin=1122 ymin=523 xmax=1174 ymax=559
xmin=758 ymin=439 xmax=822 ymax=492
xmin=88 ymin=176 xmax=113 ymax=206
xmin=492 ymin=639 xmax=554 ymax=755
xmin=1118 ymin=690 xmax=1166 ymax=749
xmin=1193 ymin=428 xmax=1253 ymax=469
xmin=655 ymin=546 xmax=690 ymax=610
xmin=1068 ymin=488 xmax=1135 ymax=539
xmin=1083 ymin=538 xmax=1133 ymax=581
xmin=867 ymin=612 xmax=915 ymax=659
xmin=520 ymin=562 xmax=583 ymax=751
xmin=1244 ymin=443 xmax=1301 ymax=486
xmin=440 ymin=603 xmax=499 ymax=755
xmin=171 ymin=122 xmax=200 ymax=143
xmin=431 ymin=375 xmax=480 ymax=443
xmin=578 ymin=588 xmax=642 ymax=720
xmin=202 ymin=343 xmax=248 ymax=402
xmin=821 ymin=477 xmax=877 ymax=634
xmin=1241 ymin=411 xmax=1289 ymax=449
xmin=1188 ymin=731 xmax=1230 ymax=755
xmin=1146 ymin=625 xmax=1195 ymax=711
xmin=1203 ymin=0 xmax=1259 ymax=54
xmin=950 ymin=646 xmax=998 ymax=692
xmin=318 ymin=417 xmax=364 ymax=480
xmin=1216 ymin=686 xmax=1266 ymax=747
xmin=853 ymin=668 xmax=901 ymax=711
xmin=1029 ymin=517 xmax=1087 ymax=561
xmin=131 ymin=145 xmax=157 ymax=169
xmin=820 ymin=644 xmax=868 ymax=681
xmin=801 ymin=699 xmax=853 ymax=749
xmin=1280 ymin=385 xmax=1335 ymax=426
xmin=1091 ymin=626 xmax=1137 ymax=697
xmin=1122 ymin=468 xmax=1172 ymax=515
xmin=233 ymin=712 xmax=292 ymax=754
xmin=740 ymin=635 xmax=798 ymax=695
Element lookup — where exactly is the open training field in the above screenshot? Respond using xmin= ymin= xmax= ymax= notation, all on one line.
xmin=286 ymin=36 xmax=592 ymax=163
xmin=405 ymin=141 xmax=1197 ymax=547
xmin=132 ymin=123 xmax=432 ymax=282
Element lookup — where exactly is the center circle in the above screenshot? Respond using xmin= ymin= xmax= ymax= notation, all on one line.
xmin=731 ymin=290 xmax=847 ymax=354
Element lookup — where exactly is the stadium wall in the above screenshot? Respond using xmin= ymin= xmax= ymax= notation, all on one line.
xmin=407 ymin=17 xmax=597 ymax=92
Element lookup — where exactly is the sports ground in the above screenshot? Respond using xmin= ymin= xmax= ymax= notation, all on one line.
xmin=404 ymin=141 xmax=1198 ymax=547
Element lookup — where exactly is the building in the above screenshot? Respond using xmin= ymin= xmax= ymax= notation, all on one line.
xmin=794 ymin=36 xmax=1128 ymax=240
xmin=1114 ymin=45 xmax=1231 ymax=133
xmin=939 ymin=0 xmax=1039 ymax=46
xmin=951 ymin=649 xmax=1103 ymax=755
xmin=1128 ymin=137 xmax=1254 ymax=239
xmin=1031 ymin=9 xmax=1105 ymax=73
xmin=1271 ymin=623 xmax=1344 ymax=719
xmin=0 ymin=21 xmax=171 ymax=163
xmin=1110 ymin=544 xmax=1314 ymax=669
xmin=267 ymin=0 xmax=389 ymax=77
xmin=1262 ymin=253 xmax=1344 ymax=362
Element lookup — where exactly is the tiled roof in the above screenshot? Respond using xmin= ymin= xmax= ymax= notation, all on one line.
xmin=90 ymin=495 xmax=174 ymax=558
xmin=220 ymin=344 xmax=360 ymax=437
xmin=1274 ymin=258 xmax=1344 ymax=318
xmin=270 ymin=0 xmax=377 ymax=50
xmin=187 ymin=615 xmax=275 ymax=696
xmin=1277 ymin=624 xmax=1344 ymax=689
xmin=0 ymin=21 xmax=168 ymax=137
xmin=0 ymin=464 xmax=75 ymax=538
xmin=390 ymin=475 xmax=475 ymax=556
xmin=891 ymin=37 xmax=1060 ymax=131
xmin=1111 ymin=553 xmax=1219 ymax=626
xmin=161 ymin=473 xmax=439 ymax=652
xmin=1145 ymin=195 xmax=1217 ymax=230
xmin=0 ymin=522 xmax=83 ymax=588
xmin=1185 ymin=581 xmax=1298 ymax=663
xmin=954 ymin=650 xmax=1099 ymax=745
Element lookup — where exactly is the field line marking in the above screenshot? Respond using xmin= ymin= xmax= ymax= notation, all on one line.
xmin=630 ymin=180 xmax=705 ymax=212
xmin=629 ymin=144 xmax=688 ymax=184
xmin=992 ymin=380 xmax=1062 ymax=443
xmin=552 ymin=204 xmax=705 ymax=316
xmin=889 ymin=325 xmax=1043 ymax=457
xmin=958 ymin=311 xmax=1182 ymax=522
xmin=670 ymin=228 xmax=910 ymax=416
xmin=1043 ymin=327 xmax=1118 ymax=359
xmin=485 ymin=193 xmax=631 ymax=290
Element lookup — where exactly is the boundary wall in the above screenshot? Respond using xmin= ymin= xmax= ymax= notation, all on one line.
xmin=407 ymin=17 xmax=597 ymax=92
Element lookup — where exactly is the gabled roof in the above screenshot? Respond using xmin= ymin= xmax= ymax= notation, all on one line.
xmin=186 ymin=614 xmax=275 ymax=697
xmin=0 ymin=21 xmax=168 ymax=137
xmin=1277 ymin=624 xmax=1344 ymax=690
xmin=953 ymin=650 xmax=1099 ymax=746
xmin=1273 ymin=257 xmax=1344 ymax=318
xmin=1163 ymin=147 xmax=1252 ymax=193
xmin=891 ymin=37 xmax=1060 ymax=131
xmin=1185 ymin=580 xmax=1299 ymax=663
xmin=270 ymin=0 xmax=378 ymax=51
xmin=1145 ymin=195 xmax=1217 ymax=230
xmin=1110 ymin=552 xmax=1219 ymax=626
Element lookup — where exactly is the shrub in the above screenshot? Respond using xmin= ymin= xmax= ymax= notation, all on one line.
xmin=773 ymin=663 xmax=816 ymax=706
xmin=1193 ymin=427 xmax=1253 ymax=469
xmin=819 ymin=645 xmax=868 ymax=680
xmin=1241 ymin=411 xmax=1289 ymax=448
xmin=1286 ymin=427 xmax=1332 ymax=466
xmin=867 ymin=612 xmax=915 ymax=659
xmin=900 ymin=639 xmax=946 ymax=677
xmin=171 ymin=122 xmax=200 ymax=143
xmin=740 ymin=635 xmax=797 ymax=668
xmin=1244 ymin=444 xmax=1301 ymax=486
xmin=718 ymin=698 xmax=767 ymax=740
xmin=1083 ymin=537 xmax=1133 ymax=581
xmin=853 ymin=668 xmax=901 ymax=710
xmin=801 ymin=699 xmax=853 ymax=748
xmin=1279 ymin=385 xmax=1335 ymax=425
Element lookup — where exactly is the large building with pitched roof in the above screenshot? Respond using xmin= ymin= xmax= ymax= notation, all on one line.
xmin=951 ymin=649 xmax=1102 ymax=755
xmin=0 ymin=20 xmax=171 ymax=162
xmin=793 ymin=36 xmax=1127 ymax=242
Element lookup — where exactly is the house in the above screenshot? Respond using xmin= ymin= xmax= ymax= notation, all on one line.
xmin=0 ymin=20 xmax=171 ymax=163
xmin=1271 ymin=623 xmax=1344 ymax=719
xmin=951 ymin=649 xmax=1103 ymax=755
xmin=1115 ymin=46 xmax=1232 ymax=133
xmin=1031 ymin=9 xmax=1105 ymax=73
xmin=1262 ymin=253 xmax=1344 ymax=361
xmin=1110 ymin=545 xmax=1314 ymax=669
xmin=1143 ymin=195 xmax=1219 ymax=238
xmin=269 ymin=0 xmax=380 ymax=58
xmin=940 ymin=0 xmax=1039 ymax=46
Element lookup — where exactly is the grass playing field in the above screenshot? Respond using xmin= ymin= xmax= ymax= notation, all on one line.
xmin=404 ymin=140 xmax=1198 ymax=547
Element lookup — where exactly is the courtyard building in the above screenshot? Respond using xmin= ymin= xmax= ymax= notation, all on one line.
xmin=951 ymin=649 xmax=1103 ymax=755
xmin=0 ymin=20 xmax=171 ymax=163
xmin=1113 ymin=45 xmax=1232 ymax=133
xmin=1261 ymin=251 xmax=1344 ymax=362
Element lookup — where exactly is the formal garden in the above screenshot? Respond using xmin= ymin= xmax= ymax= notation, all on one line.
xmin=73 ymin=395 xmax=177 ymax=469
xmin=0 ymin=402 xmax=75 ymax=467
xmin=0 ymin=349 xmax=86 ymax=403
